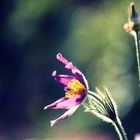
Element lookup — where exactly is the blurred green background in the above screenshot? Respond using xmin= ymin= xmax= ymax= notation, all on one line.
xmin=0 ymin=0 xmax=140 ymax=139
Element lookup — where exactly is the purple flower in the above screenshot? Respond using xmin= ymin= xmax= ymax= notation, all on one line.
xmin=44 ymin=53 xmax=89 ymax=127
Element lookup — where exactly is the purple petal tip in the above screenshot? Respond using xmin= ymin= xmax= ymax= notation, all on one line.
xmin=56 ymin=53 xmax=62 ymax=59
xmin=52 ymin=70 xmax=57 ymax=77
xmin=44 ymin=106 xmax=48 ymax=110
xmin=50 ymin=120 xmax=57 ymax=127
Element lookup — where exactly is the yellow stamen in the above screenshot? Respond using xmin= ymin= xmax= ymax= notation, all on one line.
xmin=65 ymin=79 xmax=85 ymax=98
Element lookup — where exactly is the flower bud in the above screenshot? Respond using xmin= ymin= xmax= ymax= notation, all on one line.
xmin=124 ymin=2 xmax=140 ymax=35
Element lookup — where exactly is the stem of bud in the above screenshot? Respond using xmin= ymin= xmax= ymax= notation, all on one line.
xmin=134 ymin=30 xmax=140 ymax=86
xmin=113 ymin=118 xmax=128 ymax=140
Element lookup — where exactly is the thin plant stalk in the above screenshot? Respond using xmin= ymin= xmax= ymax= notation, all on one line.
xmin=123 ymin=2 xmax=140 ymax=86
xmin=113 ymin=118 xmax=128 ymax=140
xmin=134 ymin=31 xmax=140 ymax=85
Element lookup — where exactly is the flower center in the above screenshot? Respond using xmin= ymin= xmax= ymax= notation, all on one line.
xmin=65 ymin=79 xmax=85 ymax=98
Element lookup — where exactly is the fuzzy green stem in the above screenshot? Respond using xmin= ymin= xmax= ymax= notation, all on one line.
xmin=113 ymin=118 xmax=128 ymax=140
xmin=134 ymin=30 xmax=140 ymax=86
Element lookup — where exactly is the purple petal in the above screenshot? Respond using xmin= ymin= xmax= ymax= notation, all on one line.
xmin=65 ymin=62 xmax=74 ymax=70
xmin=44 ymin=93 xmax=86 ymax=110
xmin=64 ymin=86 xmax=71 ymax=92
xmin=50 ymin=104 xmax=80 ymax=127
xmin=56 ymin=53 xmax=76 ymax=74
xmin=56 ymin=53 xmax=69 ymax=65
xmin=66 ymin=65 xmax=88 ymax=90
xmin=56 ymin=93 xmax=86 ymax=109
xmin=44 ymin=97 xmax=67 ymax=110
xmin=52 ymin=70 xmax=75 ymax=86
xmin=56 ymin=53 xmax=88 ymax=89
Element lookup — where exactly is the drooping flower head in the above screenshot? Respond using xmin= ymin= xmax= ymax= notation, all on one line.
xmin=44 ymin=53 xmax=89 ymax=127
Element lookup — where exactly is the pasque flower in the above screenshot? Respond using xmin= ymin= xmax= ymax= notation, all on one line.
xmin=44 ymin=53 xmax=89 ymax=127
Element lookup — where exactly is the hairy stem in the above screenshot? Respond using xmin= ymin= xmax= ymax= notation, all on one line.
xmin=134 ymin=30 xmax=140 ymax=86
xmin=113 ymin=118 xmax=128 ymax=140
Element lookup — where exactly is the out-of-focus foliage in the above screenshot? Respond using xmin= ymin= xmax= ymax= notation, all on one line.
xmin=0 ymin=0 xmax=140 ymax=140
